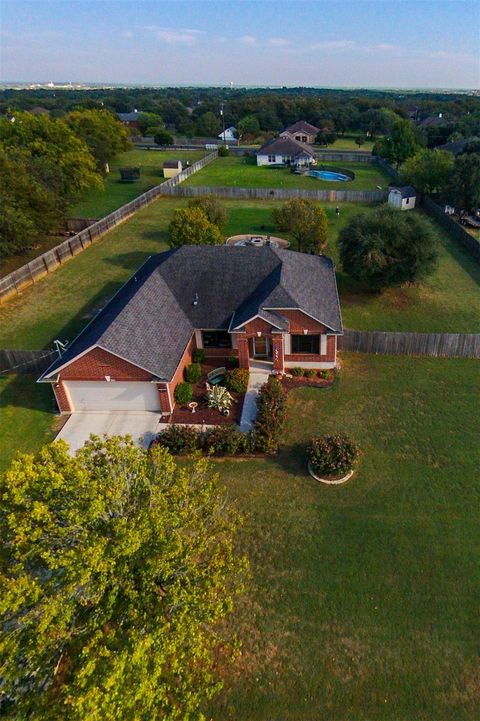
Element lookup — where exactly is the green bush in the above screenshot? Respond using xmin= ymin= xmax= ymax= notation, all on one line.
xmin=155 ymin=424 xmax=200 ymax=454
xmin=304 ymin=369 xmax=316 ymax=378
xmin=307 ymin=434 xmax=359 ymax=477
xmin=218 ymin=145 xmax=229 ymax=157
xmin=227 ymin=355 xmax=239 ymax=368
xmin=253 ymin=376 xmax=287 ymax=454
xmin=174 ymin=382 xmax=193 ymax=405
xmin=192 ymin=348 xmax=205 ymax=364
xmin=318 ymin=370 xmax=329 ymax=380
xmin=225 ymin=368 xmax=249 ymax=393
xmin=291 ymin=367 xmax=303 ymax=377
xmin=203 ymin=426 xmax=247 ymax=456
xmin=184 ymin=363 xmax=201 ymax=384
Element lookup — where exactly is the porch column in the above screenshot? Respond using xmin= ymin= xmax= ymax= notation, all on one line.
xmin=272 ymin=334 xmax=284 ymax=373
xmin=236 ymin=335 xmax=250 ymax=369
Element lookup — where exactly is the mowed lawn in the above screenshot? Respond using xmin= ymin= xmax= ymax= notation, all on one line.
xmin=211 ymin=353 xmax=480 ymax=721
xmin=183 ymin=155 xmax=391 ymax=191
xmin=0 ymin=199 xmax=479 ymax=350
xmin=72 ymin=148 xmax=207 ymax=218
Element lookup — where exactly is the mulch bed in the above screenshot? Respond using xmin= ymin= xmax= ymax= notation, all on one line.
xmin=281 ymin=372 xmax=335 ymax=392
xmin=170 ymin=389 xmax=244 ymax=426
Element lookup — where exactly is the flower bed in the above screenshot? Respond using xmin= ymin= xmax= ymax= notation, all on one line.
xmin=280 ymin=369 xmax=335 ymax=392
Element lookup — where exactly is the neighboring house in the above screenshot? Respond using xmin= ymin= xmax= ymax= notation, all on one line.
xmin=29 ymin=106 xmax=50 ymax=116
xmin=406 ymin=105 xmax=419 ymax=122
xmin=388 ymin=186 xmax=417 ymax=210
xmin=117 ymin=110 xmax=141 ymax=128
xmin=218 ymin=126 xmax=237 ymax=142
xmin=163 ymin=160 xmax=183 ymax=178
xmin=255 ymin=136 xmax=316 ymax=167
xmin=419 ymin=114 xmax=448 ymax=128
xmin=39 ymin=246 xmax=343 ymax=416
xmin=280 ymin=120 xmax=320 ymax=145
xmin=437 ymin=137 xmax=477 ymax=156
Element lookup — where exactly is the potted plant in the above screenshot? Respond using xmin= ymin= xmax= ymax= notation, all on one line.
xmin=307 ymin=434 xmax=359 ymax=484
xmin=206 ymin=384 xmax=234 ymax=416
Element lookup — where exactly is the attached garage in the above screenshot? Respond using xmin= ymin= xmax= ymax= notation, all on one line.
xmin=64 ymin=381 xmax=161 ymax=412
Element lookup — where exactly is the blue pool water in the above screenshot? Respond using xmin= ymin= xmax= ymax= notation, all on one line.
xmin=309 ymin=170 xmax=350 ymax=182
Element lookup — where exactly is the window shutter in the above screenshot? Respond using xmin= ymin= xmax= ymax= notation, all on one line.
xmin=284 ymin=333 xmax=291 ymax=355
xmin=320 ymin=335 xmax=327 ymax=356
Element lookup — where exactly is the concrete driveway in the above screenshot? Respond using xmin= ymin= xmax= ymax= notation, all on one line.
xmin=56 ymin=412 xmax=166 ymax=454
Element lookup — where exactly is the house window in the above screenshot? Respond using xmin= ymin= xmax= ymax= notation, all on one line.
xmin=202 ymin=330 xmax=232 ymax=348
xmin=405 ymin=197 xmax=410 ymax=205
xmin=291 ymin=334 xmax=320 ymax=354
xmin=268 ymin=155 xmax=276 ymax=163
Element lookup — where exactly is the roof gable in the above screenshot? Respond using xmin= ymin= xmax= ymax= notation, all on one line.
xmin=256 ymin=135 xmax=315 ymax=157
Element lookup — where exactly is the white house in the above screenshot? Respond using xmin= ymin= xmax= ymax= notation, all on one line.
xmin=255 ymin=136 xmax=316 ymax=167
xmin=388 ymin=186 xmax=417 ymax=210
xmin=218 ymin=126 xmax=237 ymax=142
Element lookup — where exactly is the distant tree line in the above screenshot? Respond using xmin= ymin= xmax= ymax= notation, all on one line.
xmin=0 ymin=109 xmax=131 ymax=260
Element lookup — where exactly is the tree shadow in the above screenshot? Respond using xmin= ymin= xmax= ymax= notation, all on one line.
xmin=270 ymin=441 xmax=307 ymax=477
xmin=107 ymin=251 xmax=158 ymax=270
xmin=0 ymin=373 xmax=55 ymax=412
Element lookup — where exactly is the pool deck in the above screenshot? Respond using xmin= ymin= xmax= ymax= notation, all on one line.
xmin=225 ymin=234 xmax=290 ymax=248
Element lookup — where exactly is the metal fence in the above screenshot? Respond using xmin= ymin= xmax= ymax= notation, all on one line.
xmin=0 ymin=349 xmax=57 ymax=374
xmin=161 ymin=184 xmax=388 ymax=203
xmin=0 ymin=151 xmax=218 ymax=305
xmin=338 ymin=329 xmax=480 ymax=358
xmin=422 ymin=196 xmax=480 ymax=262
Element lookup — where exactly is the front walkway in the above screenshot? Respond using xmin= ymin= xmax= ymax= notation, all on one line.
xmin=239 ymin=360 xmax=272 ymax=432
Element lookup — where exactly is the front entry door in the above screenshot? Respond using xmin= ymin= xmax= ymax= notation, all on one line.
xmin=253 ymin=336 xmax=269 ymax=357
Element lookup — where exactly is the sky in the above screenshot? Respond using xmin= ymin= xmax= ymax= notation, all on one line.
xmin=1 ymin=0 xmax=479 ymax=89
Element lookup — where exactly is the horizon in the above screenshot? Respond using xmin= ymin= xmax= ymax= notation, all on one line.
xmin=1 ymin=0 xmax=479 ymax=89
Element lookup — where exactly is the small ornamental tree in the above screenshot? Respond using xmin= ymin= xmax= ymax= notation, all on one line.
xmin=273 ymin=198 xmax=328 ymax=254
xmin=187 ymin=196 xmax=228 ymax=230
xmin=174 ymin=381 xmax=193 ymax=404
xmin=168 ymin=206 xmax=223 ymax=248
xmin=0 ymin=438 xmax=246 ymax=721
xmin=307 ymin=434 xmax=359 ymax=477
xmin=355 ymin=135 xmax=366 ymax=149
xmin=338 ymin=206 xmax=438 ymax=292
xmin=253 ymin=376 xmax=287 ymax=454
xmin=153 ymin=127 xmax=174 ymax=146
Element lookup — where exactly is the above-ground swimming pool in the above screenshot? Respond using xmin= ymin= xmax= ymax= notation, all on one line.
xmin=309 ymin=169 xmax=351 ymax=182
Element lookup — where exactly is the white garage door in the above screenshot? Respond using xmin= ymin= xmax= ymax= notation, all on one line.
xmin=65 ymin=381 xmax=161 ymax=412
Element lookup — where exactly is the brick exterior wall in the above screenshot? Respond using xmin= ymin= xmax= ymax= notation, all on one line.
xmin=285 ymin=335 xmax=336 ymax=364
xmin=59 ymin=347 xmax=153 ymax=381
xmin=166 ymin=335 xmax=196 ymax=411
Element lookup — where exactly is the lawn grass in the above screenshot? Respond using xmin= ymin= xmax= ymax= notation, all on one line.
xmin=0 ymin=199 xmax=478 ymax=350
xmin=72 ymin=148 xmax=207 ymax=218
xmin=183 ymin=155 xmax=390 ymax=191
xmin=0 ymin=374 xmax=57 ymax=473
xmin=210 ymin=353 xmax=480 ymax=721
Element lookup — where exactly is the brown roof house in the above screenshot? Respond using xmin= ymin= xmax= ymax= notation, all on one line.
xmin=255 ymin=136 xmax=316 ymax=167
xmin=280 ymin=120 xmax=320 ymax=145
xmin=39 ymin=245 xmax=342 ymax=416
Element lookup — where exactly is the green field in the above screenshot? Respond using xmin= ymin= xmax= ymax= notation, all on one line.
xmin=0 ymin=355 xmax=478 ymax=720
xmin=209 ymin=353 xmax=480 ymax=721
xmin=0 ymin=199 xmax=478 ymax=350
xmin=183 ymin=155 xmax=390 ymax=191
xmin=72 ymin=148 xmax=207 ymax=217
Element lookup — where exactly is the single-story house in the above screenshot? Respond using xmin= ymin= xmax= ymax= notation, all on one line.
xmin=437 ymin=137 xmax=478 ymax=156
xmin=39 ymin=246 xmax=343 ymax=416
xmin=280 ymin=120 xmax=320 ymax=145
xmin=117 ymin=110 xmax=141 ymax=128
xmin=163 ymin=160 xmax=183 ymax=178
xmin=256 ymin=136 xmax=316 ymax=167
xmin=419 ymin=114 xmax=448 ymax=128
xmin=388 ymin=186 xmax=417 ymax=210
xmin=218 ymin=126 xmax=237 ymax=142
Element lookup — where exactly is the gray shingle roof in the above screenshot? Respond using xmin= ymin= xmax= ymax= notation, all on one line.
xmin=390 ymin=186 xmax=416 ymax=199
xmin=41 ymin=246 xmax=342 ymax=382
xmin=283 ymin=120 xmax=320 ymax=135
xmin=117 ymin=111 xmax=141 ymax=122
xmin=256 ymin=136 xmax=315 ymax=158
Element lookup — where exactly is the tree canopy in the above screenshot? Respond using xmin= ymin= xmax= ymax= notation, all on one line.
xmin=153 ymin=127 xmax=174 ymax=146
xmin=338 ymin=206 xmax=438 ymax=291
xmin=187 ymin=196 xmax=228 ymax=230
xmin=273 ymin=199 xmax=328 ymax=254
xmin=66 ymin=109 xmax=131 ymax=170
xmin=400 ymin=148 xmax=453 ymax=194
xmin=168 ymin=206 xmax=224 ymax=247
xmin=448 ymin=152 xmax=480 ymax=210
xmin=377 ymin=119 xmax=418 ymax=167
xmin=0 ymin=437 xmax=245 ymax=721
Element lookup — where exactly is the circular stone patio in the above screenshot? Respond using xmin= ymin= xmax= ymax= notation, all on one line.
xmin=225 ymin=234 xmax=290 ymax=249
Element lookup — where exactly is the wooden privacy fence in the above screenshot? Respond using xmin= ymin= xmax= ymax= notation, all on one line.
xmin=0 ymin=349 xmax=57 ymax=374
xmin=338 ymin=330 xmax=480 ymax=358
xmin=0 ymin=151 xmax=218 ymax=305
xmin=422 ymin=196 xmax=480 ymax=262
xmin=162 ymin=185 xmax=388 ymax=203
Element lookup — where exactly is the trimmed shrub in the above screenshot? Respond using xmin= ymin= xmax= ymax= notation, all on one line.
xmin=192 ymin=348 xmax=205 ymax=364
xmin=291 ymin=367 xmax=303 ymax=377
xmin=174 ymin=382 xmax=193 ymax=405
xmin=304 ymin=369 xmax=316 ymax=378
xmin=318 ymin=370 xmax=329 ymax=379
xmin=184 ymin=363 xmax=201 ymax=384
xmin=218 ymin=145 xmax=230 ymax=157
xmin=227 ymin=355 xmax=239 ymax=369
xmin=225 ymin=368 xmax=249 ymax=393
xmin=253 ymin=376 xmax=287 ymax=454
xmin=307 ymin=434 xmax=359 ymax=477
xmin=203 ymin=426 xmax=247 ymax=456
xmin=155 ymin=424 xmax=200 ymax=454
